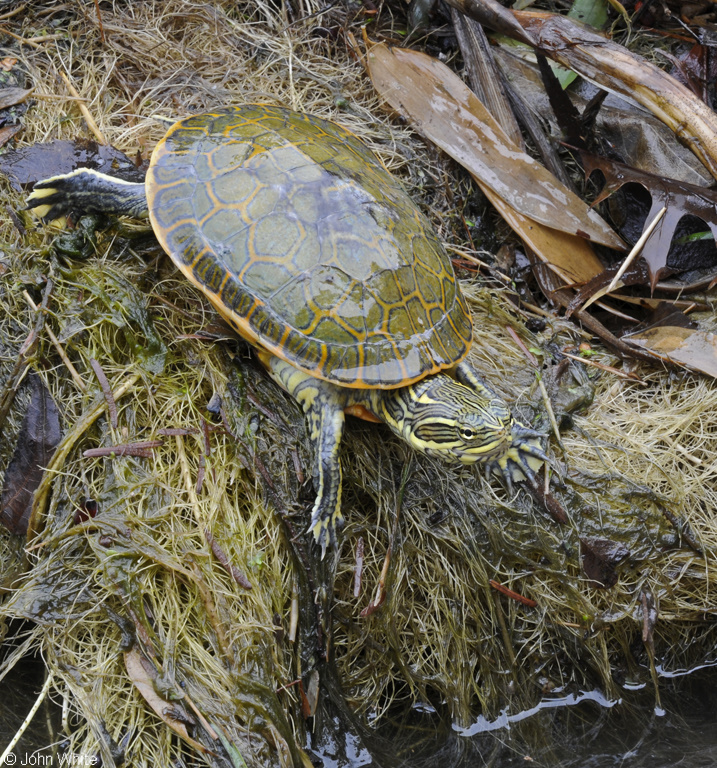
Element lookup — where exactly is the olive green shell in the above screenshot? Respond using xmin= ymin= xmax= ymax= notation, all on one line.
xmin=146 ymin=104 xmax=472 ymax=388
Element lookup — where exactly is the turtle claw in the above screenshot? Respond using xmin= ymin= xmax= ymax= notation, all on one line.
xmin=490 ymin=421 xmax=549 ymax=490
xmin=307 ymin=508 xmax=343 ymax=559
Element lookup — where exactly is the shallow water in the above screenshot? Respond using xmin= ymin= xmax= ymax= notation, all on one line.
xmin=4 ymin=657 xmax=717 ymax=767
xmin=363 ymin=663 xmax=717 ymax=768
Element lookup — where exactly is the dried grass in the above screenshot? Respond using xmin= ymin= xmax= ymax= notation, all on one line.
xmin=0 ymin=0 xmax=716 ymax=766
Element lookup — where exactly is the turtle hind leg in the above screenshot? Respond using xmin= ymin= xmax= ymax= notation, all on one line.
xmin=305 ymin=402 xmax=346 ymax=558
xmin=263 ymin=354 xmax=346 ymax=558
xmin=26 ymin=168 xmax=148 ymax=223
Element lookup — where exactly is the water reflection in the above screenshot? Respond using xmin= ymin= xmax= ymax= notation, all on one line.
xmin=361 ymin=663 xmax=717 ymax=768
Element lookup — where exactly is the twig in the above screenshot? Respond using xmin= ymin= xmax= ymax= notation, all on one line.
xmin=506 ymin=325 xmax=538 ymax=367
xmin=33 ymin=93 xmax=88 ymax=102
xmin=0 ymin=3 xmax=27 ymax=21
xmin=489 ymin=579 xmax=537 ymax=607
xmin=659 ymin=432 xmax=703 ymax=466
xmin=0 ymin=26 xmax=65 ymax=47
xmin=24 ymin=290 xmax=86 ymax=392
xmin=537 ymin=373 xmax=564 ymax=452
xmin=0 ymin=673 xmax=54 ymax=766
xmin=603 ymin=206 xmax=667 ymax=296
xmin=288 ymin=580 xmax=299 ymax=642
xmin=83 ymin=440 xmax=163 ymax=458
xmin=205 ymin=529 xmax=253 ymax=589
xmin=561 ymin=350 xmax=645 ymax=383
xmin=59 ymin=70 xmax=107 ymax=144
xmin=182 ymin=693 xmax=219 ymax=740
xmin=89 ymin=358 xmax=117 ymax=427
xmin=353 ymin=536 xmax=364 ymax=598
xmin=92 ymin=0 xmax=106 ymax=42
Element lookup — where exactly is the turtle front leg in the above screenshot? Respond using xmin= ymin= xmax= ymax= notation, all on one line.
xmin=26 ymin=168 xmax=148 ymax=222
xmin=262 ymin=354 xmax=346 ymax=557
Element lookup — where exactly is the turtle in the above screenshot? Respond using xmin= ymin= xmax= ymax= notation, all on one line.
xmin=26 ymin=103 xmax=547 ymax=556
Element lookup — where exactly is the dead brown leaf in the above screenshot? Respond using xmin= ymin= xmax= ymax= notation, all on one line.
xmin=624 ymin=326 xmax=717 ymax=378
xmin=366 ymin=42 xmax=624 ymax=251
xmin=0 ymin=373 xmax=61 ymax=535
xmin=582 ymin=151 xmax=717 ymax=289
xmin=124 ymin=647 xmax=210 ymax=755
xmin=0 ymin=86 xmax=32 ymax=111
xmin=580 ymin=537 xmax=630 ymax=589
xmin=511 ymin=9 xmax=717 ymax=182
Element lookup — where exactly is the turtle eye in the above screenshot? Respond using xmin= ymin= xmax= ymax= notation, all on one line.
xmin=459 ymin=426 xmax=477 ymax=440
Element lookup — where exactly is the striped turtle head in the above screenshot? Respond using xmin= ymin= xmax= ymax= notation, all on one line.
xmin=380 ymin=373 xmax=547 ymax=486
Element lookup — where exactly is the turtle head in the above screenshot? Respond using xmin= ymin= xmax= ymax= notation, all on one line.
xmin=380 ymin=373 xmax=547 ymax=487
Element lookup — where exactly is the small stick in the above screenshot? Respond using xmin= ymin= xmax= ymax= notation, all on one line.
xmin=89 ymin=358 xmax=117 ymax=428
xmin=59 ymin=70 xmax=107 ymax=144
xmin=24 ymin=290 xmax=86 ymax=392
xmin=489 ymin=579 xmax=537 ymax=608
xmin=561 ymin=350 xmax=645 ymax=382
xmin=83 ymin=440 xmax=163 ymax=458
xmin=92 ymin=0 xmax=106 ymax=42
xmin=506 ymin=325 xmax=538 ymax=367
xmin=33 ymin=93 xmax=88 ymax=102
xmin=156 ymin=426 xmax=200 ymax=436
xmin=0 ymin=673 xmax=54 ymax=765
xmin=0 ymin=27 xmax=66 ymax=47
xmin=659 ymin=432 xmax=703 ymax=466
xmin=594 ymin=299 xmax=639 ymax=323
xmin=603 ymin=206 xmax=667 ymax=295
xmin=205 ymin=529 xmax=253 ymax=590
xmin=353 ymin=536 xmax=364 ymax=598
xmin=537 ymin=374 xmax=564 ymax=452
xmin=288 ymin=581 xmax=299 ymax=643
xmin=0 ymin=3 xmax=27 ymax=21
xmin=182 ymin=692 xmax=219 ymax=741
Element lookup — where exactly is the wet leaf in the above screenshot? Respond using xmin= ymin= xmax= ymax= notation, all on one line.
xmin=366 ymin=42 xmax=624 ymax=250
xmin=582 ymin=152 xmax=717 ymax=289
xmin=549 ymin=0 xmax=609 ymax=88
xmin=492 ymin=44 xmax=713 ymax=186
xmin=1 ymin=373 xmax=61 ymax=535
xmin=0 ymin=86 xmax=32 ymax=111
xmin=482 ymin=185 xmax=605 ymax=286
xmin=0 ymin=122 xmax=23 ymax=148
xmin=580 ymin=537 xmax=629 ymax=589
xmin=624 ymin=326 xmax=717 ymax=379
xmin=124 ymin=647 xmax=209 ymax=754
xmin=640 ymin=588 xmax=658 ymax=656
xmin=660 ymin=42 xmax=712 ymax=104
xmin=0 ymin=138 xmax=144 ymax=192
xmin=510 ymin=9 xmax=717 ymax=180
